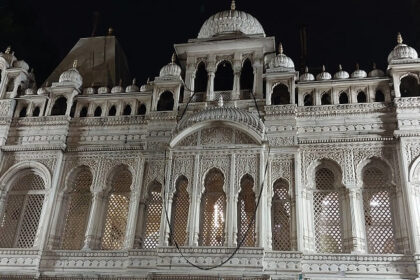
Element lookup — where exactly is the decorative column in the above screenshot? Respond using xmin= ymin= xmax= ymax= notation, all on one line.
xmin=228 ymin=154 xmax=236 ymax=246
xmin=159 ymin=153 xmax=173 ymax=246
xmin=253 ymin=58 xmax=263 ymax=99
xmin=46 ymin=192 xmax=66 ymax=249
xmin=134 ymin=200 xmax=146 ymax=248
xmin=347 ymin=186 xmax=367 ymax=253
xmin=83 ymin=191 xmax=105 ymax=250
xmin=257 ymin=147 xmax=268 ymax=248
xmin=0 ymin=190 xmax=7 ymax=226
xmin=266 ymin=157 xmax=273 ymax=250
xmin=232 ymin=60 xmax=241 ymax=100
xmin=206 ymin=71 xmax=215 ymax=101
xmin=184 ymin=59 xmax=196 ymax=103
xmin=190 ymin=154 xmax=201 ymax=246
xmin=124 ymin=158 xmax=145 ymax=249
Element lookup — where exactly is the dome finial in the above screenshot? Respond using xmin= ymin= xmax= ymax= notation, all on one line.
xmin=355 ymin=63 xmax=360 ymax=70
xmin=171 ymin=53 xmax=176 ymax=63
xmin=372 ymin=62 xmax=377 ymax=69
xmin=73 ymin=59 xmax=78 ymax=68
xmin=108 ymin=27 xmax=114 ymax=36
xmin=397 ymin=32 xmax=403 ymax=44
xmin=132 ymin=78 xmax=136 ymax=85
xmin=119 ymin=79 xmax=122 ymax=86
xmin=231 ymin=0 xmax=236 ymax=10
xmin=338 ymin=64 xmax=342 ymax=70
xmin=305 ymin=66 xmax=309 ymax=73
xmin=322 ymin=65 xmax=326 ymax=72
xmin=147 ymin=77 xmax=150 ymax=83
xmin=278 ymin=43 xmax=283 ymax=54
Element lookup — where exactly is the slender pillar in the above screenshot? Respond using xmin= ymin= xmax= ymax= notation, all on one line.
xmin=191 ymin=154 xmax=201 ymax=246
xmin=228 ymin=154 xmax=236 ymax=246
xmin=347 ymin=187 xmax=367 ymax=253
xmin=257 ymin=148 xmax=268 ymax=248
xmin=160 ymin=153 xmax=173 ymax=246
xmin=83 ymin=192 xmax=105 ymax=250
xmin=206 ymin=71 xmax=215 ymax=101
xmin=134 ymin=200 xmax=146 ymax=248
xmin=253 ymin=58 xmax=263 ymax=99
xmin=46 ymin=192 xmax=66 ymax=249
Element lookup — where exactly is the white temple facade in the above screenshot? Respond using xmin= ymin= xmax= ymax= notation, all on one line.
xmin=1 ymin=2 xmax=420 ymax=279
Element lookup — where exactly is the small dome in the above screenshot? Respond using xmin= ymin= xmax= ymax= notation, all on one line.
xmin=368 ymin=63 xmax=385 ymax=77
xmin=37 ymin=82 xmax=49 ymax=95
xmin=126 ymin=78 xmax=139 ymax=92
xmin=83 ymin=85 xmax=96 ymax=95
xmin=299 ymin=66 xmax=315 ymax=82
xmin=13 ymin=60 xmax=29 ymax=71
xmin=24 ymin=88 xmax=35 ymax=95
xmin=197 ymin=1 xmax=265 ymax=39
xmin=268 ymin=43 xmax=295 ymax=71
xmin=58 ymin=60 xmax=83 ymax=88
xmin=98 ymin=86 xmax=110 ymax=94
xmin=316 ymin=65 xmax=332 ymax=81
xmin=111 ymin=80 xmax=124 ymax=93
xmin=388 ymin=33 xmax=418 ymax=63
xmin=333 ymin=64 xmax=349 ymax=79
xmin=159 ymin=54 xmax=181 ymax=77
xmin=351 ymin=64 xmax=367 ymax=78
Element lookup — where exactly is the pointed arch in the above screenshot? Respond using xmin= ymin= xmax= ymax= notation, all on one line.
xmin=170 ymin=175 xmax=189 ymax=246
xmin=51 ymin=96 xmax=67 ymax=116
xmin=142 ymin=180 xmax=162 ymax=249
xmin=357 ymin=91 xmax=367 ymax=103
xmin=157 ymin=91 xmax=174 ymax=111
xmin=214 ymin=60 xmax=233 ymax=91
xmin=339 ymin=92 xmax=349 ymax=104
xmin=237 ymin=174 xmax=256 ymax=246
xmin=271 ymin=178 xmax=291 ymax=251
xmin=400 ymin=75 xmax=420 ymax=97
xmin=194 ymin=62 xmax=207 ymax=93
xmin=271 ymin=83 xmax=290 ymax=105
xmin=199 ymin=168 xmax=226 ymax=246
xmin=240 ymin=58 xmax=254 ymax=92
xmin=321 ymin=92 xmax=331 ymax=105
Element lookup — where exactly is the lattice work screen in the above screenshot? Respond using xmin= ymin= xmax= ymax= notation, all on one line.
xmin=60 ymin=168 xmax=93 ymax=250
xmin=101 ymin=168 xmax=132 ymax=250
xmin=170 ymin=176 xmax=189 ymax=246
xmin=271 ymin=178 xmax=291 ymax=251
xmin=313 ymin=168 xmax=344 ymax=253
xmin=362 ymin=167 xmax=396 ymax=254
xmin=0 ymin=172 xmax=45 ymax=248
xmin=199 ymin=168 xmax=226 ymax=246
xmin=142 ymin=182 xmax=162 ymax=249
xmin=237 ymin=175 xmax=256 ymax=247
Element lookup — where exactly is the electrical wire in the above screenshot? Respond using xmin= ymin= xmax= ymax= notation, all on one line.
xmin=161 ymin=76 xmax=270 ymax=270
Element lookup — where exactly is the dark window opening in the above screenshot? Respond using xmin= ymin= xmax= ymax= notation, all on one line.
xmin=357 ymin=91 xmax=367 ymax=103
xmin=94 ymin=106 xmax=102 ymax=117
xmin=69 ymin=101 xmax=76 ymax=118
xmin=157 ymin=91 xmax=174 ymax=111
xmin=240 ymin=59 xmax=254 ymax=92
xmin=214 ymin=60 xmax=233 ymax=91
xmin=271 ymin=84 xmax=290 ymax=105
xmin=339 ymin=92 xmax=349 ymax=104
xmin=304 ymin=94 xmax=313 ymax=106
xmin=80 ymin=106 xmax=88 ymax=117
xmin=138 ymin=104 xmax=146 ymax=115
xmin=321 ymin=93 xmax=331 ymax=105
xmin=194 ymin=62 xmax=207 ymax=93
xmin=108 ymin=105 xmax=116 ymax=116
xmin=375 ymin=90 xmax=385 ymax=102
xmin=123 ymin=104 xmax=131 ymax=115
xmin=6 ymin=77 xmax=15 ymax=92
xmin=51 ymin=96 xmax=67 ymax=116
xmin=19 ymin=107 xmax=27 ymax=117
xmin=400 ymin=76 xmax=419 ymax=97
xmin=32 ymin=106 xmax=40 ymax=117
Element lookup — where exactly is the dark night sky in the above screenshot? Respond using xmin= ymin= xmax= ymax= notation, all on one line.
xmin=1 ymin=0 xmax=419 ymax=86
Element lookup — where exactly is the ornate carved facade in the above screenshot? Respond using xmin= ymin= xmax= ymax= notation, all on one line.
xmin=1 ymin=2 xmax=420 ymax=279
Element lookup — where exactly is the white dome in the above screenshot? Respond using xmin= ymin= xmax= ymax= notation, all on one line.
xmin=299 ymin=67 xmax=315 ymax=82
xmin=83 ymin=86 xmax=96 ymax=94
xmin=59 ymin=61 xmax=83 ymax=88
xmin=368 ymin=63 xmax=385 ymax=77
xmin=126 ymin=79 xmax=139 ymax=92
xmin=351 ymin=64 xmax=367 ymax=78
xmin=316 ymin=65 xmax=332 ymax=81
xmin=13 ymin=60 xmax=29 ymax=71
xmin=37 ymin=84 xmax=48 ymax=95
xmin=197 ymin=2 xmax=265 ymax=39
xmin=333 ymin=65 xmax=349 ymax=79
xmin=98 ymin=86 xmax=110 ymax=94
xmin=159 ymin=54 xmax=181 ymax=77
xmin=268 ymin=43 xmax=295 ymax=71
xmin=388 ymin=33 xmax=418 ymax=63
xmin=24 ymin=88 xmax=35 ymax=95
xmin=111 ymin=84 xmax=124 ymax=93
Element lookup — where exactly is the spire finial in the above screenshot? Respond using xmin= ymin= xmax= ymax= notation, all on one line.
xmin=108 ymin=27 xmax=114 ymax=36
xmin=147 ymin=77 xmax=150 ymax=83
xmin=322 ymin=65 xmax=325 ymax=72
xmin=397 ymin=32 xmax=403 ymax=44
xmin=355 ymin=63 xmax=360 ymax=70
xmin=132 ymin=78 xmax=136 ymax=85
xmin=305 ymin=66 xmax=309 ymax=73
xmin=5 ymin=46 xmax=11 ymax=54
xmin=278 ymin=43 xmax=283 ymax=54
xmin=372 ymin=62 xmax=377 ymax=69
xmin=73 ymin=59 xmax=78 ymax=68
xmin=231 ymin=0 xmax=236 ymax=10
xmin=171 ymin=53 xmax=176 ymax=63
xmin=338 ymin=64 xmax=342 ymax=71
xmin=218 ymin=95 xmax=224 ymax=107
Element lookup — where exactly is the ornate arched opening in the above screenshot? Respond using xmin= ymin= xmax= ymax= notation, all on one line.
xmin=170 ymin=175 xmax=189 ymax=246
xmin=321 ymin=92 xmax=331 ymax=105
xmin=33 ymin=106 xmax=40 ymax=117
xmin=142 ymin=181 xmax=162 ymax=249
xmin=137 ymin=104 xmax=146 ymax=115
xmin=214 ymin=60 xmax=233 ymax=91
xmin=400 ymin=75 xmax=420 ymax=97
xmin=51 ymin=96 xmax=67 ymax=116
xmin=108 ymin=105 xmax=117 ymax=116
xmin=199 ymin=168 xmax=226 ymax=246
xmin=357 ymin=91 xmax=367 ymax=103
xmin=123 ymin=104 xmax=132 ymax=116
xmin=240 ymin=59 xmax=254 ymax=93
xmin=157 ymin=91 xmax=174 ymax=111
xmin=304 ymin=93 xmax=313 ymax=106
xmin=375 ymin=90 xmax=385 ymax=102
xmin=271 ymin=178 xmax=291 ymax=251
xmin=271 ymin=83 xmax=290 ymax=105
xmin=237 ymin=174 xmax=256 ymax=247
xmin=79 ymin=106 xmax=88 ymax=117
xmin=195 ymin=62 xmax=208 ymax=93
xmin=339 ymin=92 xmax=349 ymax=104
xmin=94 ymin=106 xmax=102 ymax=117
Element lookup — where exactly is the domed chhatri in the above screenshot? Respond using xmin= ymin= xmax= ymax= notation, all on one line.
xmin=316 ymin=65 xmax=332 ymax=81
xmin=268 ymin=43 xmax=295 ymax=71
xmin=299 ymin=66 xmax=315 ymax=82
xmin=159 ymin=53 xmax=181 ymax=78
xmin=368 ymin=63 xmax=385 ymax=77
xmin=388 ymin=32 xmax=418 ymax=63
xmin=126 ymin=78 xmax=139 ymax=93
xmin=197 ymin=0 xmax=265 ymax=39
xmin=111 ymin=80 xmax=124 ymax=93
xmin=58 ymin=60 xmax=83 ymax=89
xmin=333 ymin=64 xmax=349 ymax=79
xmin=351 ymin=63 xmax=367 ymax=78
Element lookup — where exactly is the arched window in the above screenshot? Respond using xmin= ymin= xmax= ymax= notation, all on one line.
xmin=214 ymin=60 xmax=233 ymax=91
xmin=357 ymin=91 xmax=367 ymax=103
xmin=19 ymin=106 xmax=27 ymax=117
xmin=0 ymin=170 xmax=46 ymax=248
xmin=271 ymin=178 xmax=291 ymax=251
xmin=142 ymin=181 xmax=162 ymax=249
xmin=194 ymin=62 xmax=208 ymax=93
xmin=157 ymin=91 xmax=174 ymax=111
xmin=101 ymin=166 xmax=132 ymax=250
xmin=51 ymin=96 xmax=67 ymax=116
xmin=108 ymin=105 xmax=116 ymax=116
xmin=271 ymin=84 xmax=290 ymax=105
xmin=32 ymin=106 xmax=40 ymax=117
xmin=237 ymin=174 xmax=256 ymax=246
xmin=313 ymin=167 xmax=344 ymax=253
xmin=137 ymin=104 xmax=146 ymax=115
xmin=400 ymin=75 xmax=420 ymax=97
xmin=304 ymin=94 xmax=313 ymax=106
xmin=240 ymin=59 xmax=254 ymax=92
xmin=60 ymin=166 xmax=93 ymax=250
xmin=94 ymin=106 xmax=102 ymax=117
xmin=6 ymin=77 xmax=15 ymax=92
xmin=170 ymin=176 xmax=189 ymax=246
xmin=375 ymin=90 xmax=385 ymax=102
xmin=362 ymin=164 xmax=397 ymax=254
xmin=123 ymin=104 xmax=132 ymax=116
xmin=199 ymin=168 xmax=226 ymax=246
xmin=79 ymin=106 xmax=88 ymax=117
xmin=321 ymin=92 xmax=331 ymax=105
xmin=179 ymin=86 xmax=184 ymax=103
xmin=339 ymin=92 xmax=349 ymax=104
